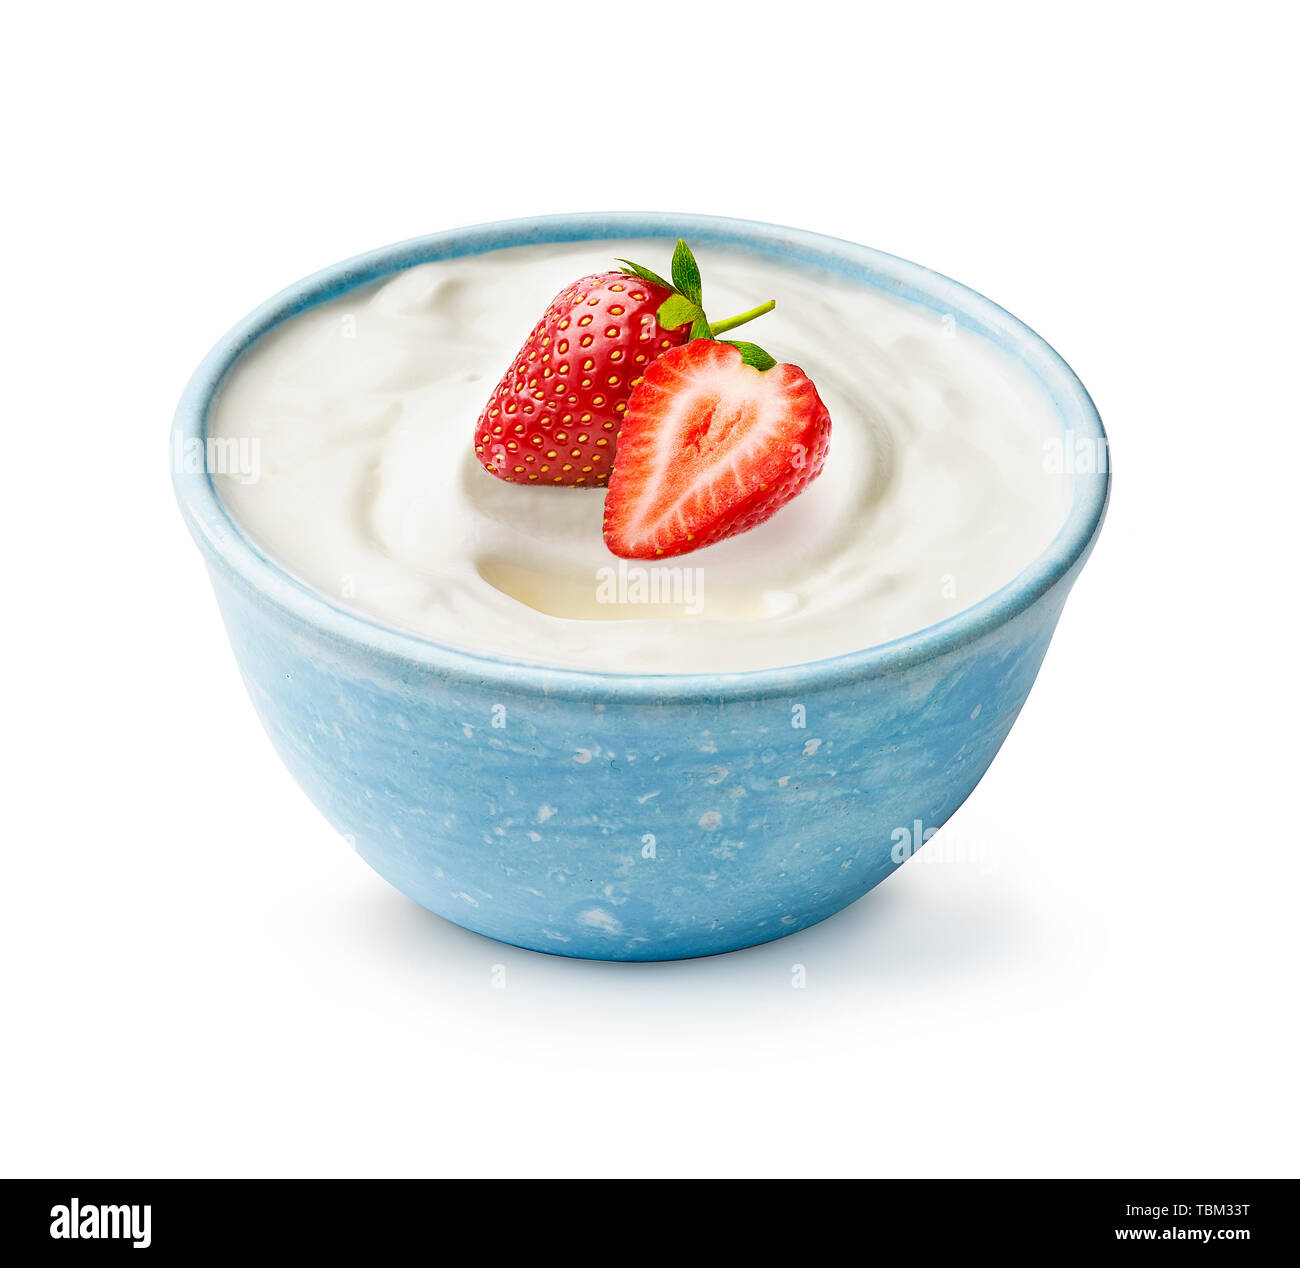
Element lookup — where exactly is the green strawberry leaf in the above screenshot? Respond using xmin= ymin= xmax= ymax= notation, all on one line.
xmin=658 ymin=293 xmax=705 ymax=330
xmin=671 ymin=239 xmax=703 ymax=306
xmin=614 ymin=258 xmax=674 ymax=292
xmin=621 ymin=243 xmax=777 ymax=357
xmin=724 ymin=341 xmax=777 ymax=371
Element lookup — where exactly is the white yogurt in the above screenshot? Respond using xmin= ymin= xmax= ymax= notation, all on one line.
xmin=211 ymin=241 xmax=1070 ymax=674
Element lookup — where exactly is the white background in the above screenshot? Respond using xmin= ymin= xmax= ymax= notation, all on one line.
xmin=3 ymin=2 xmax=1296 ymax=1179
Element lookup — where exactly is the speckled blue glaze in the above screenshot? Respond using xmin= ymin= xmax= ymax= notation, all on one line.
xmin=173 ymin=213 xmax=1108 ymax=961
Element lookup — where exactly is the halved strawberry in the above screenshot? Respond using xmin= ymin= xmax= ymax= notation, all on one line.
xmin=603 ymin=340 xmax=832 ymax=559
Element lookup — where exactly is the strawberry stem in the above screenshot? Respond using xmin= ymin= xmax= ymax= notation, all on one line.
xmin=709 ymin=300 xmax=776 ymax=336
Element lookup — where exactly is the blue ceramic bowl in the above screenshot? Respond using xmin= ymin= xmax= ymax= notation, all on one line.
xmin=173 ymin=213 xmax=1108 ymax=961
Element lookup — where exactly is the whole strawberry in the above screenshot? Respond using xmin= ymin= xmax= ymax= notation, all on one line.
xmin=474 ymin=241 xmax=775 ymax=486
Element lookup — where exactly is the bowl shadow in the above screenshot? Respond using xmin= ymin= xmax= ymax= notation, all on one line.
xmin=344 ymin=863 xmax=1030 ymax=1011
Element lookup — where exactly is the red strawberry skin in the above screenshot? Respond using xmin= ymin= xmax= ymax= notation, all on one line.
xmin=474 ymin=272 xmax=690 ymax=487
xmin=603 ymin=340 xmax=831 ymax=560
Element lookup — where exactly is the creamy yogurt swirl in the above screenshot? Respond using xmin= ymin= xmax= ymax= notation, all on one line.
xmin=211 ymin=241 xmax=1069 ymax=673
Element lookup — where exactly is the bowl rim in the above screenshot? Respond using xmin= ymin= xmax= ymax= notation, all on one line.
xmin=172 ymin=211 xmax=1109 ymax=700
